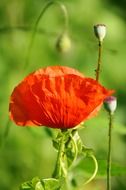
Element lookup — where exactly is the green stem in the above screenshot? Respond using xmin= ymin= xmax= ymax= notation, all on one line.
xmin=84 ymin=154 xmax=98 ymax=185
xmin=52 ymin=131 xmax=66 ymax=178
xmin=96 ymin=40 xmax=102 ymax=81
xmin=24 ymin=0 xmax=69 ymax=70
xmin=79 ymin=154 xmax=98 ymax=190
xmin=107 ymin=113 xmax=113 ymax=190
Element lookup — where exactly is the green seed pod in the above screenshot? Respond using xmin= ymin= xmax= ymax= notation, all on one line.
xmin=94 ymin=24 xmax=106 ymax=42
xmin=56 ymin=33 xmax=71 ymax=53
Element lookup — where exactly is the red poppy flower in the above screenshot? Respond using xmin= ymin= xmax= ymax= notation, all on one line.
xmin=9 ymin=66 xmax=113 ymax=129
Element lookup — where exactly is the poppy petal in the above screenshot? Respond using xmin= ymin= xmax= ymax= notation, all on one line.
xmin=9 ymin=66 xmax=113 ymax=129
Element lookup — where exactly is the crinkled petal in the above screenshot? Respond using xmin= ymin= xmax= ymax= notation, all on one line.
xmin=9 ymin=67 xmax=113 ymax=129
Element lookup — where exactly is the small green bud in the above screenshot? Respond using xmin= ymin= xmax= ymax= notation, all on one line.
xmin=56 ymin=33 xmax=71 ymax=53
xmin=94 ymin=24 xmax=106 ymax=42
xmin=104 ymin=96 xmax=117 ymax=114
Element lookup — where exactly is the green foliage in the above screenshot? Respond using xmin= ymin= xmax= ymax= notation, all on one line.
xmin=41 ymin=178 xmax=61 ymax=190
xmin=20 ymin=177 xmax=40 ymax=190
xmin=20 ymin=177 xmax=62 ymax=190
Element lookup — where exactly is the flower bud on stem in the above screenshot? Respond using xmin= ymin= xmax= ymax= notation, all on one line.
xmin=94 ymin=24 xmax=106 ymax=81
xmin=24 ymin=1 xmax=69 ymax=70
xmin=107 ymin=112 xmax=113 ymax=190
xmin=56 ymin=32 xmax=71 ymax=53
xmin=104 ymin=96 xmax=117 ymax=190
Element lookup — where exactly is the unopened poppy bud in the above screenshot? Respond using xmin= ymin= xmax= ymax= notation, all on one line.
xmin=104 ymin=96 xmax=117 ymax=114
xmin=94 ymin=24 xmax=106 ymax=42
xmin=56 ymin=33 xmax=71 ymax=53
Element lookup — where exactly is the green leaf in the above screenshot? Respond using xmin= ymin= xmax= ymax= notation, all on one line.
xmin=20 ymin=181 xmax=33 ymax=190
xmin=44 ymin=128 xmax=55 ymax=138
xmin=35 ymin=182 xmax=44 ymax=190
xmin=72 ymin=130 xmax=83 ymax=154
xmin=20 ymin=177 xmax=62 ymax=190
xmin=41 ymin=178 xmax=62 ymax=190
xmin=52 ymin=131 xmax=69 ymax=150
xmin=20 ymin=177 xmax=43 ymax=190
xmin=31 ymin=177 xmax=40 ymax=187
xmin=82 ymin=146 xmax=94 ymax=157
xmin=52 ymin=138 xmax=59 ymax=150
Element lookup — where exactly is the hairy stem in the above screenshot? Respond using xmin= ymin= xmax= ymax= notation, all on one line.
xmin=96 ymin=41 xmax=102 ymax=81
xmin=107 ymin=113 xmax=113 ymax=190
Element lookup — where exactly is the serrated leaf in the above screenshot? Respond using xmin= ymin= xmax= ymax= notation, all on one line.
xmin=20 ymin=181 xmax=33 ymax=190
xmin=52 ymin=131 xmax=69 ymax=151
xmin=41 ymin=178 xmax=61 ymax=190
xmin=20 ymin=177 xmax=43 ymax=190
xmin=82 ymin=146 xmax=94 ymax=157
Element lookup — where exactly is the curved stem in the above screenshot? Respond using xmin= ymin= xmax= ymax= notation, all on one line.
xmin=107 ymin=113 xmax=113 ymax=190
xmin=24 ymin=0 xmax=69 ymax=70
xmin=84 ymin=154 xmax=98 ymax=185
xmin=56 ymin=1 xmax=69 ymax=30
xmin=95 ymin=40 xmax=102 ymax=81
xmin=78 ymin=154 xmax=98 ymax=190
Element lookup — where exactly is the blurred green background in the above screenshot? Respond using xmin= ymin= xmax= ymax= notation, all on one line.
xmin=0 ymin=0 xmax=126 ymax=189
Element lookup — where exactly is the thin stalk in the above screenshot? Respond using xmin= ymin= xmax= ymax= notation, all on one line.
xmin=107 ymin=113 xmax=113 ymax=190
xmin=24 ymin=0 xmax=69 ymax=70
xmin=57 ymin=2 xmax=69 ymax=30
xmin=96 ymin=40 xmax=102 ymax=81
xmin=79 ymin=154 xmax=98 ymax=190
xmin=84 ymin=154 xmax=98 ymax=185
xmin=24 ymin=1 xmax=53 ymax=70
